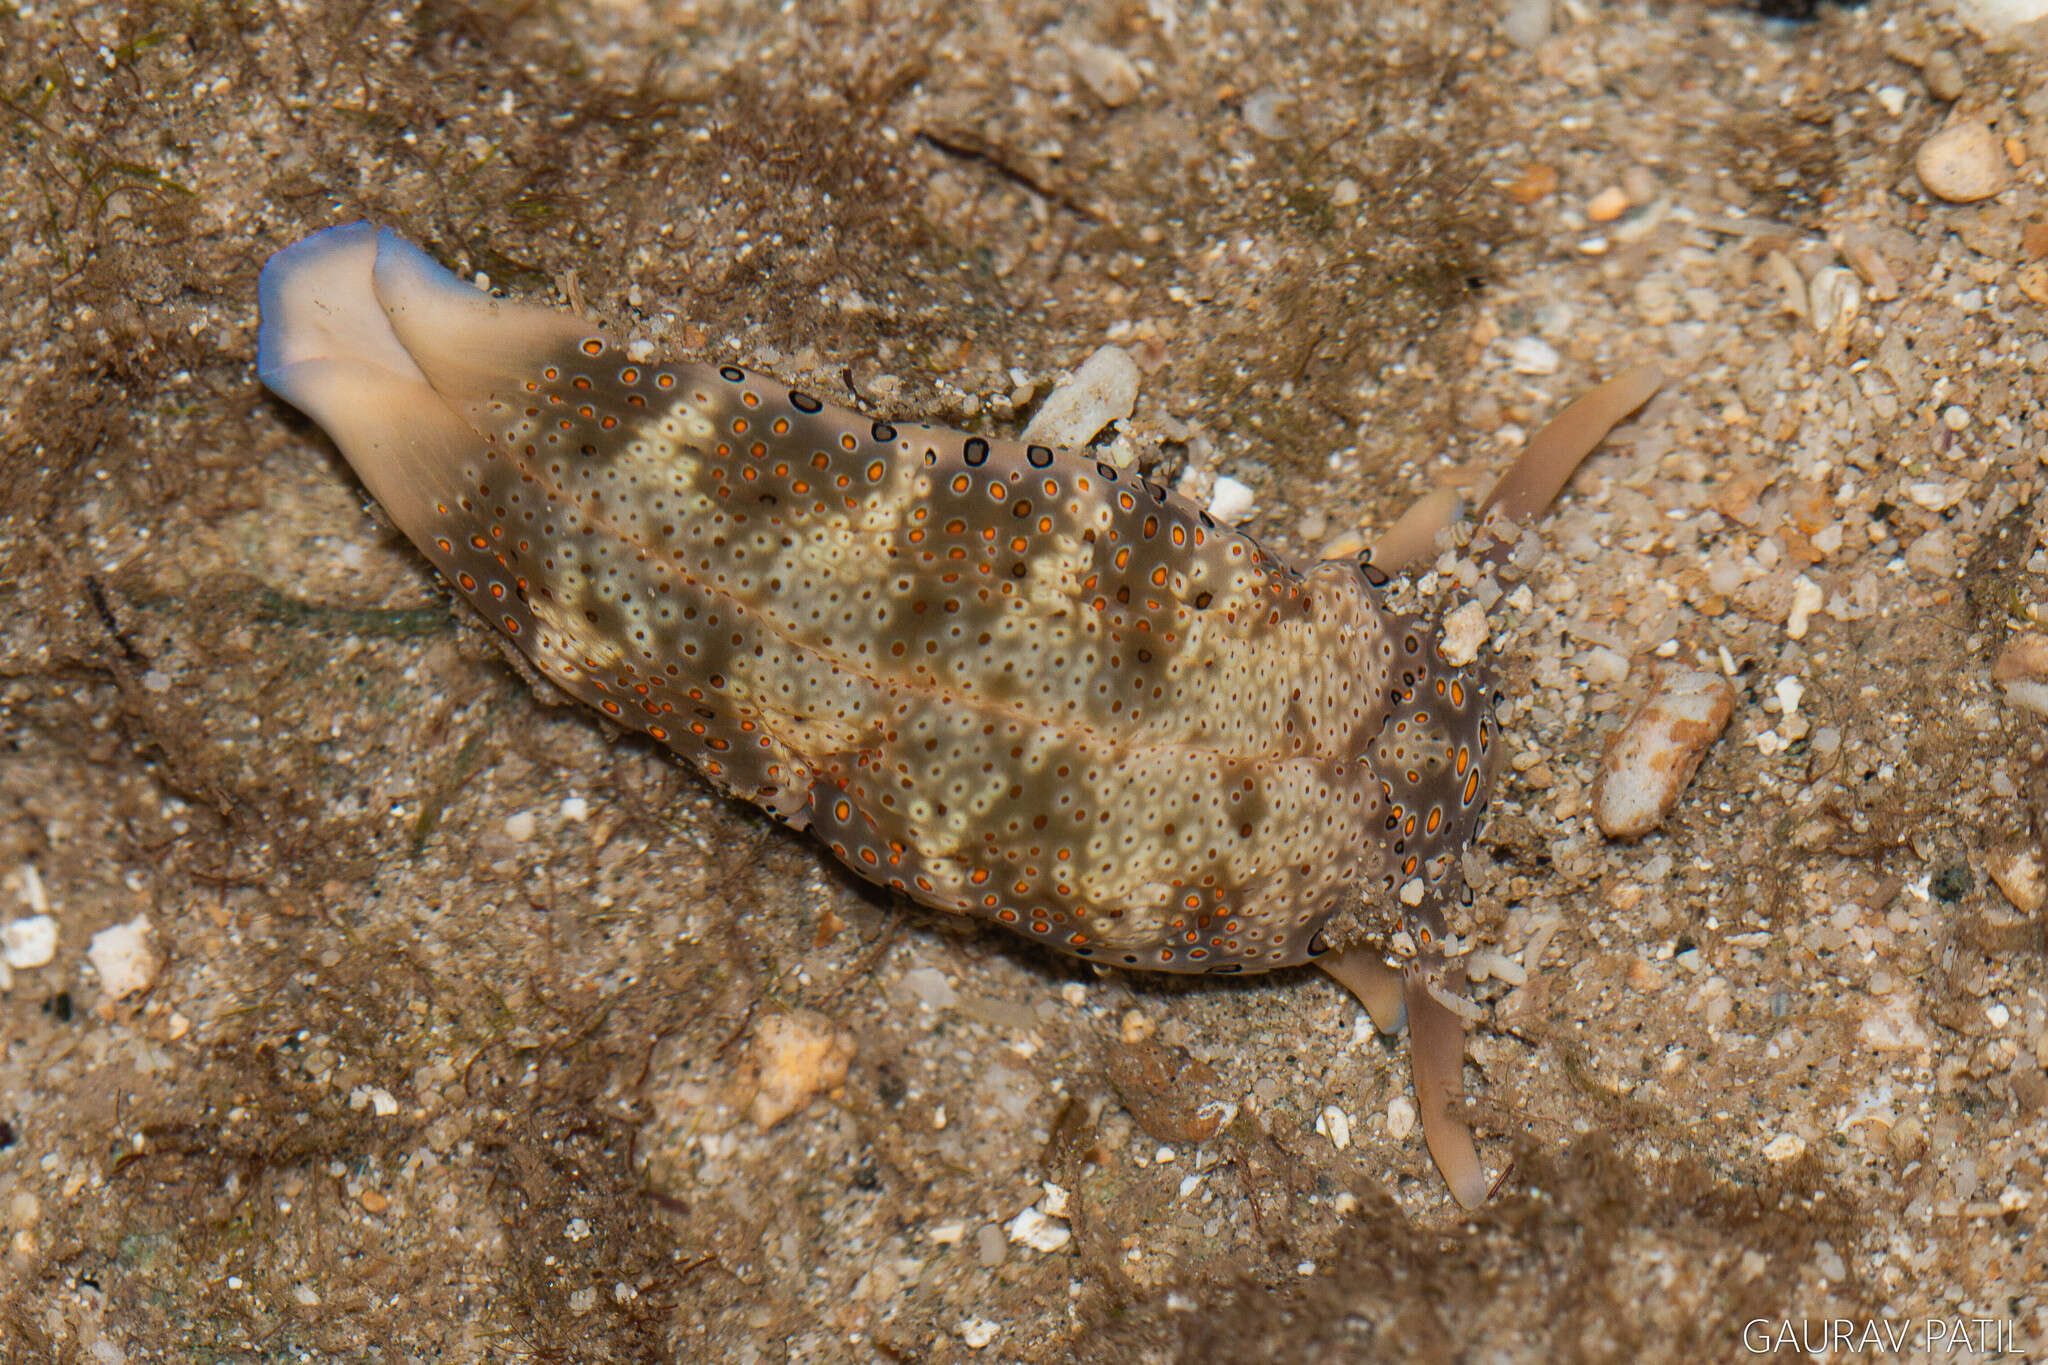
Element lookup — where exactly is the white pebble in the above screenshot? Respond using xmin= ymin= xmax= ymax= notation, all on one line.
xmin=1438 ymin=601 xmax=1488 ymax=668
xmin=560 ymin=796 xmax=590 ymax=823
xmin=1763 ymin=1133 xmax=1807 ymax=1163
xmin=1316 ymin=1104 xmax=1352 ymax=1151
xmin=1007 ymin=1204 xmax=1072 ymax=1253
xmin=1386 ymin=1094 xmax=1418 ymax=1141
xmin=1020 ymin=345 xmax=1141 ymax=448
xmin=87 ymin=916 xmax=159 ymax=999
xmin=1785 ymin=574 xmax=1825 ymax=640
xmin=503 ymin=810 xmax=537 ymax=842
xmin=1914 ymin=121 xmax=2010 ymax=203
xmin=1773 ymin=677 xmax=1804 ymax=719
xmin=1506 ymin=336 xmax=1560 ymax=376
xmin=1207 ymin=475 xmax=1256 ymax=523
xmin=1465 ymin=949 xmax=1527 ymax=987
xmin=2 ymin=915 xmax=57 ymax=970
xmin=957 ymin=1318 xmax=1001 ymax=1350
xmin=1593 ymin=672 xmax=1737 ymax=840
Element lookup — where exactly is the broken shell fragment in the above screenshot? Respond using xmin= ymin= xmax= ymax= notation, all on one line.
xmin=1593 ymin=671 xmax=1737 ymax=840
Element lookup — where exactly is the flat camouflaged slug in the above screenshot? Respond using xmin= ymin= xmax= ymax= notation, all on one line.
xmin=256 ymin=222 xmax=1661 ymax=1207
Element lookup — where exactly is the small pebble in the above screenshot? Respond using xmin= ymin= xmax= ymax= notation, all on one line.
xmin=898 ymin=966 xmax=959 ymax=1010
xmin=1593 ymin=672 xmax=1737 ymax=840
xmin=1840 ymin=234 xmax=1900 ymax=301
xmin=1988 ymin=846 xmax=2046 ymax=913
xmin=1507 ymin=336 xmax=1560 ymax=375
xmin=2 ymin=915 xmax=57 ymax=970
xmin=957 ymin=1318 xmax=1001 ymax=1350
xmin=1922 ymin=49 xmax=1966 ymax=102
xmin=975 ymin=1222 xmax=1007 ymax=1268
xmin=1914 ymin=121 xmax=2011 ymax=203
xmin=1064 ymin=38 xmax=1143 ymax=108
xmin=1120 ymin=1009 xmax=1156 ymax=1044
xmin=1315 ymin=1104 xmax=1352 ymax=1151
xmin=1007 ymin=1204 xmax=1071 ymax=1253
xmin=1992 ymin=633 xmax=2048 ymax=717
xmin=1583 ymin=647 xmax=1629 ymax=686
xmin=1585 ymin=186 xmax=1629 ymax=223
xmin=1806 ymin=267 xmax=1859 ymax=344
xmin=740 ymin=1010 xmax=856 ymax=1127
xmin=559 ymin=796 xmax=589 ymax=823
xmin=87 ymin=916 xmax=159 ymax=1000
xmin=1786 ymin=575 xmax=1826 ymax=641
xmin=1385 ymin=1094 xmax=1417 ymax=1141
xmin=1501 ymin=0 xmax=1551 ymax=48
xmin=1438 ymin=601 xmax=1489 ymax=668
xmin=1207 ymin=475 xmax=1256 ymax=523
xmin=503 ymin=810 xmax=537 ymax=842
xmin=1502 ymin=162 xmax=1559 ymax=205
xmin=1860 ymin=994 xmax=1932 ymax=1053
xmin=1241 ymin=89 xmax=1292 ymax=140
xmin=1763 ymin=1133 xmax=1807 ymax=1162
xmin=1020 ymin=345 xmax=1141 ymax=447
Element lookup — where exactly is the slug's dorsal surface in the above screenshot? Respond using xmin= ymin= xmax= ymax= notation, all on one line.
xmin=258 ymin=224 xmax=1662 ymax=1208
xmin=258 ymin=223 xmax=1436 ymax=971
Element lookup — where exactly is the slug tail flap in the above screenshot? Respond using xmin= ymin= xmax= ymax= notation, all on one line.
xmin=368 ymin=227 xmax=603 ymax=418
xmin=256 ymin=223 xmax=495 ymax=551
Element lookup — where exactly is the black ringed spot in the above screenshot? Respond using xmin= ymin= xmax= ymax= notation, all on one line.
xmin=1026 ymin=444 xmax=1054 ymax=468
xmin=718 ymin=365 xmax=746 ymax=382
xmin=872 ymin=421 xmax=898 ymax=442
xmin=964 ymin=437 xmax=991 ymax=467
xmin=789 ymin=390 xmax=822 ymax=413
xmin=1095 ymin=461 xmax=1119 ymax=481
xmin=1141 ymin=478 xmax=1167 ymax=504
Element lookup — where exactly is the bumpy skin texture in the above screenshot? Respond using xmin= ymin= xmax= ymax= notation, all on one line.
xmin=256 ymin=224 xmax=1499 ymax=976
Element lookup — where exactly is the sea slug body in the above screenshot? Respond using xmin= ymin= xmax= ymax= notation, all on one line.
xmin=256 ymin=222 xmax=1661 ymax=1206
